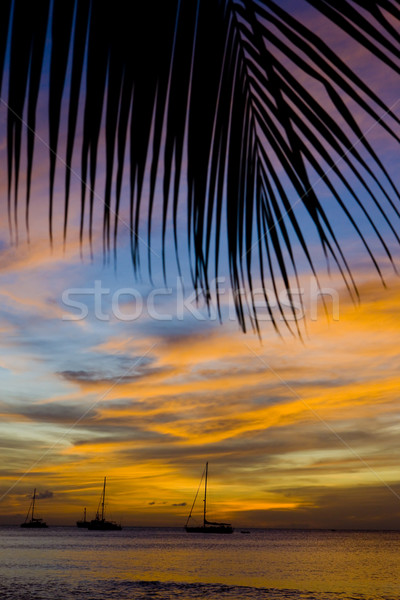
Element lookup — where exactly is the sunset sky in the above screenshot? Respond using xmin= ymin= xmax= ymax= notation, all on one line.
xmin=0 ymin=2 xmax=399 ymax=529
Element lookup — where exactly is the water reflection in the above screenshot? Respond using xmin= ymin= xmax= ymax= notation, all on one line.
xmin=0 ymin=527 xmax=398 ymax=599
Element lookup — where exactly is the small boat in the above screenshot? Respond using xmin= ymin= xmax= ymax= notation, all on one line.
xmin=185 ymin=462 xmax=233 ymax=534
xmin=76 ymin=507 xmax=89 ymax=528
xmin=87 ymin=477 xmax=122 ymax=531
xmin=241 ymin=530 xmax=250 ymax=534
xmin=20 ymin=488 xmax=48 ymax=528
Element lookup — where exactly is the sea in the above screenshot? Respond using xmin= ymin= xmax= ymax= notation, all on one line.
xmin=0 ymin=527 xmax=398 ymax=600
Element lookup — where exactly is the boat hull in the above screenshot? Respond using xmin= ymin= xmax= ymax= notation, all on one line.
xmin=21 ymin=521 xmax=48 ymax=528
xmin=87 ymin=519 xmax=122 ymax=531
xmin=76 ymin=521 xmax=89 ymax=528
xmin=185 ymin=525 xmax=233 ymax=534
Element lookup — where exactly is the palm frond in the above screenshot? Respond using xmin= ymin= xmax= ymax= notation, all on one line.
xmin=1 ymin=0 xmax=399 ymax=332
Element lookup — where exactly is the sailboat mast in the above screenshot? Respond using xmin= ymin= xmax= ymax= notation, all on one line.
xmin=101 ymin=478 xmax=106 ymax=520
xmin=32 ymin=488 xmax=36 ymax=521
xmin=203 ymin=462 xmax=208 ymax=527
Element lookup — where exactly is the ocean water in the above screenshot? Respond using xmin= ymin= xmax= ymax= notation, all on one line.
xmin=0 ymin=527 xmax=398 ymax=599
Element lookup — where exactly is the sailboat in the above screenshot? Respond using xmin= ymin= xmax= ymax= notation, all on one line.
xmin=185 ymin=462 xmax=233 ymax=534
xmin=20 ymin=488 xmax=48 ymax=528
xmin=87 ymin=477 xmax=122 ymax=531
xmin=76 ymin=507 xmax=88 ymax=528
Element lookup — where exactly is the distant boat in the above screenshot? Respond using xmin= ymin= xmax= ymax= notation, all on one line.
xmin=76 ymin=507 xmax=89 ymax=528
xmin=185 ymin=462 xmax=233 ymax=534
xmin=20 ymin=488 xmax=48 ymax=528
xmin=87 ymin=477 xmax=122 ymax=531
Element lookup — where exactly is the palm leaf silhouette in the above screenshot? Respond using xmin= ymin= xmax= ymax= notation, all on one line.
xmin=2 ymin=0 xmax=399 ymax=333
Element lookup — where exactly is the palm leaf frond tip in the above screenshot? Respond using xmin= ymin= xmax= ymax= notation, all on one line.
xmin=2 ymin=0 xmax=399 ymax=332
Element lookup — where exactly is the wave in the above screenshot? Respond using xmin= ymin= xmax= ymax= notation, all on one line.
xmin=2 ymin=578 xmax=394 ymax=600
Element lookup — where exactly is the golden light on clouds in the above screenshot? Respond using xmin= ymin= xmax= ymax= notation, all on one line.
xmin=0 ymin=219 xmax=400 ymax=528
